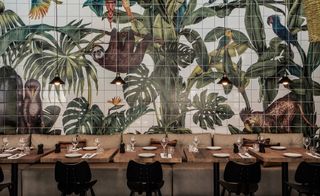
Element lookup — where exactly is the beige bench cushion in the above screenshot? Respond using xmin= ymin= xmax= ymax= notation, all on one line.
xmin=0 ymin=134 xmax=30 ymax=148
xmin=85 ymin=134 xmax=121 ymax=149
xmin=168 ymin=133 xmax=212 ymax=147
xmin=213 ymin=134 xmax=258 ymax=147
xmin=260 ymin=133 xmax=303 ymax=147
xmin=123 ymin=134 xmax=165 ymax=147
xmin=31 ymin=134 xmax=75 ymax=148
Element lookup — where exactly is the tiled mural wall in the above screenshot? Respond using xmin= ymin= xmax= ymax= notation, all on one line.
xmin=1 ymin=0 xmax=319 ymax=135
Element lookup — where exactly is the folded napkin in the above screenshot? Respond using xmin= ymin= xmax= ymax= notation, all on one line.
xmin=8 ymin=153 xmax=26 ymax=160
xmin=81 ymin=153 xmax=97 ymax=159
xmin=306 ymin=152 xmax=320 ymax=159
xmin=4 ymin=147 xmax=17 ymax=153
xmin=160 ymin=153 xmax=172 ymax=159
xmin=238 ymin=153 xmax=253 ymax=159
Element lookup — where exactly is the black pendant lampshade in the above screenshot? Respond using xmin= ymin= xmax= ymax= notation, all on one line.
xmin=217 ymin=74 xmax=232 ymax=86
xmin=111 ymin=73 xmax=126 ymax=85
xmin=49 ymin=75 xmax=65 ymax=86
xmin=278 ymin=75 xmax=292 ymax=86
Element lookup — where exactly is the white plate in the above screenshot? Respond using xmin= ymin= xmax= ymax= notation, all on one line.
xmin=142 ymin=146 xmax=158 ymax=150
xmin=0 ymin=153 xmax=12 ymax=158
xmin=213 ymin=153 xmax=230 ymax=158
xmin=83 ymin=146 xmax=98 ymax=151
xmin=270 ymin=146 xmax=287 ymax=150
xmin=65 ymin=153 xmax=82 ymax=158
xmin=206 ymin=146 xmax=222 ymax=150
xmin=283 ymin=153 xmax=302 ymax=158
xmin=138 ymin=153 xmax=156 ymax=158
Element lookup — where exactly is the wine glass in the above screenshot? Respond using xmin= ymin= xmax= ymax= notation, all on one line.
xmin=236 ymin=136 xmax=243 ymax=152
xmin=94 ymin=138 xmax=100 ymax=147
xmin=2 ymin=137 xmax=8 ymax=150
xmin=130 ymin=136 xmax=136 ymax=151
xmin=160 ymin=137 xmax=169 ymax=156
xmin=303 ymin=137 xmax=311 ymax=152
xmin=72 ymin=136 xmax=79 ymax=150
xmin=193 ymin=136 xmax=200 ymax=150
xmin=257 ymin=135 xmax=264 ymax=144
xmin=18 ymin=137 xmax=26 ymax=154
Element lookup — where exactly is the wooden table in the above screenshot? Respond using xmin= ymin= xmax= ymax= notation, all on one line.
xmin=40 ymin=148 xmax=118 ymax=163
xmin=184 ymin=148 xmax=256 ymax=196
xmin=248 ymin=147 xmax=320 ymax=196
xmin=0 ymin=149 xmax=53 ymax=196
xmin=113 ymin=147 xmax=183 ymax=163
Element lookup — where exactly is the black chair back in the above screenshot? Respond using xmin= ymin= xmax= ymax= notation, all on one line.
xmin=55 ymin=161 xmax=92 ymax=184
xmin=224 ymin=161 xmax=261 ymax=183
xmin=127 ymin=160 xmax=163 ymax=184
xmin=295 ymin=162 xmax=320 ymax=187
xmin=0 ymin=167 xmax=4 ymax=182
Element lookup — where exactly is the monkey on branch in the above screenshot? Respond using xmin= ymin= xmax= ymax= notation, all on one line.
xmin=91 ymin=28 xmax=153 ymax=73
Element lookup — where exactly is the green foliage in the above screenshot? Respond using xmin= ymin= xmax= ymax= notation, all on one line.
xmin=42 ymin=106 xmax=61 ymax=134
xmin=192 ymin=90 xmax=234 ymax=129
xmin=19 ymin=21 xmax=100 ymax=103
xmin=180 ymin=29 xmax=209 ymax=71
xmin=288 ymin=79 xmax=320 ymax=96
xmin=244 ymin=0 xmax=267 ymax=54
xmin=228 ymin=124 xmax=242 ymax=134
xmin=63 ymin=97 xmax=104 ymax=135
xmin=123 ymin=64 xmax=158 ymax=107
xmin=103 ymin=105 xmax=153 ymax=134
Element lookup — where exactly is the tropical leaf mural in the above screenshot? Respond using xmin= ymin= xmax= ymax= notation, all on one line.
xmin=0 ymin=0 xmax=318 ymax=135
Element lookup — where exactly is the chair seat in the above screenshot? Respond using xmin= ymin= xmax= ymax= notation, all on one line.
xmin=220 ymin=180 xmax=259 ymax=195
xmin=287 ymin=182 xmax=320 ymax=194
xmin=58 ymin=180 xmax=97 ymax=194
xmin=127 ymin=181 xmax=164 ymax=193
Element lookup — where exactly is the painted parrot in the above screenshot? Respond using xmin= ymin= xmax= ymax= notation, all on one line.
xmin=175 ymin=0 xmax=187 ymax=32
xmin=29 ymin=0 xmax=62 ymax=19
xmin=83 ymin=0 xmax=136 ymax=28
xmin=267 ymin=15 xmax=306 ymax=64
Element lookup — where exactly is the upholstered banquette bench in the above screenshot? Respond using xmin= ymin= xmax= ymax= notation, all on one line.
xmin=0 ymin=133 xmax=303 ymax=196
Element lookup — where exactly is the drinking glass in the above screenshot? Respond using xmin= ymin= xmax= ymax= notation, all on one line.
xmin=236 ymin=136 xmax=243 ymax=150
xmin=130 ymin=136 xmax=136 ymax=151
xmin=193 ymin=136 xmax=200 ymax=148
xmin=94 ymin=138 xmax=100 ymax=147
xmin=72 ymin=136 xmax=79 ymax=150
xmin=19 ymin=137 xmax=26 ymax=154
xmin=168 ymin=147 xmax=175 ymax=156
xmin=303 ymin=137 xmax=311 ymax=152
xmin=161 ymin=137 xmax=169 ymax=157
xmin=2 ymin=137 xmax=8 ymax=150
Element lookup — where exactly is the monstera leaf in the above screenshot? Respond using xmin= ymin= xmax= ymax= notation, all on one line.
xmin=103 ymin=105 xmax=153 ymax=134
xmin=63 ymin=97 xmax=104 ymax=135
xmin=123 ymin=64 xmax=158 ymax=107
xmin=180 ymin=29 xmax=209 ymax=72
xmin=192 ymin=90 xmax=234 ymax=130
xmin=42 ymin=105 xmax=61 ymax=134
xmin=159 ymin=42 xmax=196 ymax=68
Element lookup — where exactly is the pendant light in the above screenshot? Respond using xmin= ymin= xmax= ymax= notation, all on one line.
xmin=111 ymin=73 xmax=126 ymax=85
xmin=217 ymin=0 xmax=232 ymax=86
xmin=49 ymin=1 xmax=64 ymax=86
xmin=218 ymin=74 xmax=233 ymax=86
xmin=110 ymin=1 xmax=125 ymax=85
xmin=278 ymin=73 xmax=292 ymax=86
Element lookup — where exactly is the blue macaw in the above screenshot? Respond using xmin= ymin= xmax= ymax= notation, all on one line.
xmin=267 ymin=15 xmax=306 ymax=63
xmin=29 ymin=0 xmax=62 ymax=19
xmin=175 ymin=0 xmax=187 ymax=32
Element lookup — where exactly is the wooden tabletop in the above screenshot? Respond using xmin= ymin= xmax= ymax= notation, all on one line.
xmin=40 ymin=148 xmax=118 ymax=163
xmin=0 ymin=149 xmax=53 ymax=164
xmin=113 ymin=147 xmax=183 ymax=163
xmin=184 ymin=148 xmax=256 ymax=163
xmin=248 ymin=147 xmax=320 ymax=163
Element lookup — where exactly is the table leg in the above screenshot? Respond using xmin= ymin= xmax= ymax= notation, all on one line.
xmin=282 ymin=162 xmax=288 ymax=196
xmin=213 ymin=162 xmax=220 ymax=196
xmin=11 ymin=163 xmax=18 ymax=196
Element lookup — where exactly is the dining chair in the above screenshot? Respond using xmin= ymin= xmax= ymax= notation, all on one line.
xmin=126 ymin=160 xmax=164 ymax=196
xmin=0 ymin=166 xmax=12 ymax=196
xmin=287 ymin=161 xmax=320 ymax=196
xmin=54 ymin=161 xmax=97 ymax=196
xmin=220 ymin=161 xmax=261 ymax=196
